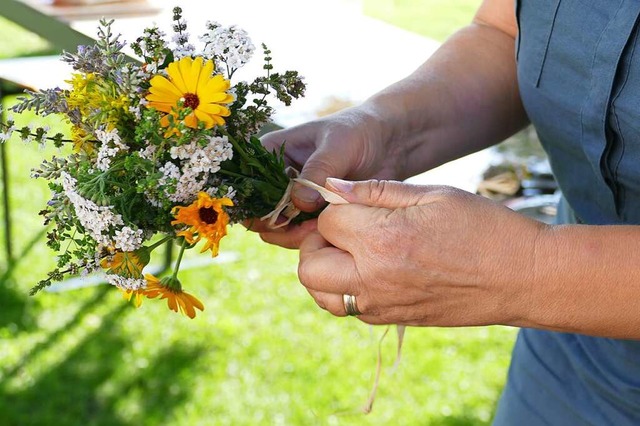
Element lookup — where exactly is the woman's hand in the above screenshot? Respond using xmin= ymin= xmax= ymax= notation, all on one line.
xmin=253 ymin=107 xmax=401 ymax=248
xmin=298 ymin=178 xmax=547 ymax=327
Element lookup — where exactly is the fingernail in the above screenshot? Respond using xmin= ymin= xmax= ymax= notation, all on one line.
xmin=326 ymin=178 xmax=354 ymax=194
xmin=293 ymin=186 xmax=321 ymax=204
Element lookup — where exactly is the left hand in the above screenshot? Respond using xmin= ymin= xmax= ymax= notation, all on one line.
xmin=298 ymin=178 xmax=547 ymax=326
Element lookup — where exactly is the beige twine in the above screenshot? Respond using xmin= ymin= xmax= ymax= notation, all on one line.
xmin=260 ymin=171 xmax=348 ymax=229
xmin=262 ymin=172 xmax=406 ymax=414
xmin=260 ymin=167 xmax=302 ymax=229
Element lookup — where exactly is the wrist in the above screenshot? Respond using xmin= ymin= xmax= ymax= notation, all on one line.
xmin=358 ymin=95 xmax=413 ymax=179
xmin=499 ymin=221 xmax=557 ymax=328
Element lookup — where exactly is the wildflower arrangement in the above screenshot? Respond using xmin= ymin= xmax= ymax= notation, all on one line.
xmin=0 ymin=7 xmax=307 ymax=318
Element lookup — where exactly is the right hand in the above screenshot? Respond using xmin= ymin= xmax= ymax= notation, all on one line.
xmin=253 ymin=106 xmax=399 ymax=248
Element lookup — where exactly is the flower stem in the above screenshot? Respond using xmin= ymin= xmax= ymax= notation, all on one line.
xmin=171 ymin=239 xmax=188 ymax=280
xmin=147 ymin=235 xmax=173 ymax=252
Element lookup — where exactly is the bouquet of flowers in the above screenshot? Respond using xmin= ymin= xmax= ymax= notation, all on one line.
xmin=0 ymin=7 xmax=308 ymax=318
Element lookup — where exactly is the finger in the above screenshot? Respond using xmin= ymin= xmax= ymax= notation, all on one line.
xmin=259 ymin=127 xmax=297 ymax=155
xmin=292 ymin=143 xmax=360 ymax=212
xmin=306 ymin=288 xmax=352 ymax=317
xmin=325 ymin=178 xmax=454 ymax=208
xmin=260 ymin=125 xmax=314 ymax=170
xmin=242 ymin=218 xmax=285 ymax=234
xmin=298 ymin=232 xmax=360 ymax=294
xmin=315 ymin=203 xmax=387 ymax=253
xmin=259 ymin=219 xmax=318 ymax=249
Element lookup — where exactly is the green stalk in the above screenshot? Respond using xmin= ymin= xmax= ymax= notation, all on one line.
xmin=171 ymin=239 xmax=188 ymax=281
xmin=147 ymin=235 xmax=173 ymax=252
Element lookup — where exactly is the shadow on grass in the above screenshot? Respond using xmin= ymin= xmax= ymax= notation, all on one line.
xmin=0 ymin=288 xmax=207 ymax=425
xmin=0 ymin=227 xmax=48 ymax=332
xmin=0 ymin=283 xmax=34 ymax=332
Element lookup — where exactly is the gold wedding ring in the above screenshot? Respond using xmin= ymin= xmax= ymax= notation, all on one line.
xmin=343 ymin=294 xmax=362 ymax=316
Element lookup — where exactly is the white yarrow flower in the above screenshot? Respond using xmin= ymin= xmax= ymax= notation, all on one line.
xmin=95 ymin=128 xmax=128 ymax=171
xmin=157 ymin=136 xmax=233 ymax=203
xmin=105 ymin=274 xmax=147 ymax=290
xmin=113 ymin=226 xmax=144 ymax=252
xmin=200 ymin=24 xmax=255 ymax=71
xmin=61 ymin=172 xmax=124 ymax=245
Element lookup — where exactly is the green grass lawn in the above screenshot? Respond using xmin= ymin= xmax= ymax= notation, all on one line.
xmin=0 ymin=6 xmax=517 ymax=424
xmin=364 ymin=0 xmax=482 ymax=41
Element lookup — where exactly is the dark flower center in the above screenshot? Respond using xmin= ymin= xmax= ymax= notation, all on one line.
xmin=183 ymin=93 xmax=200 ymax=110
xmin=198 ymin=207 xmax=218 ymax=224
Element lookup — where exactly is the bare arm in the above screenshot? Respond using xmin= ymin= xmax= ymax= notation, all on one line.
xmin=512 ymin=225 xmax=640 ymax=339
xmin=361 ymin=0 xmax=527 ymax=179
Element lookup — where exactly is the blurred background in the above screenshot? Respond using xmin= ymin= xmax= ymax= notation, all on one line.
xmin=0 ymin=1 xmax=547 ymax=424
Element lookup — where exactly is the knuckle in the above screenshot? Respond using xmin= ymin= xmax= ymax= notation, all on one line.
xmin=365 ymin=179 xmax=389 ymax=204
xmin=302 ymin=157 xmax=339 ymax=182
xmin=297 ymin=260 xmax=314 ymax=287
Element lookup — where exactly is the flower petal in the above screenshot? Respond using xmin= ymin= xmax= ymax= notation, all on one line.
xmin=183 ymin=292 xmax=205 ymax=312
xmin=196 ymin=59 xmax=214 ymax=92
xmin=167 ymin=60 xmax=189 ymax=93
xmin=147 ymin=101 xmax=174 ymax=113
xmin=202 ymin=75 xmax=230 ymax=96
xmin=184 ymin=112 xmax=199 ymax=129
xmin=202 ymin=93 xmax=234 ymax=104
xmin=194 ymin=109 xmax=215 ymax=128
xmin=197 ymin=103 xmax=225 ymax=115
xmin=177 ymin=295 xmax=196 ymax=319
xmin=133 ymin=292 xmax=144 ymax=308
xmin=160 ymin=114 xmax=172 ymax=127
xmin=149 ymin=75 xmax=183 ymax=98
xmin=167 ymin=294 xmax=179 ymax=313
xmin=147 ymin=91 xmax=178 ymax=103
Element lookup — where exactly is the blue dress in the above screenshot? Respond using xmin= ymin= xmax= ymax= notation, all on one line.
xmin=492 ymin=1 xmax=640 ymax=424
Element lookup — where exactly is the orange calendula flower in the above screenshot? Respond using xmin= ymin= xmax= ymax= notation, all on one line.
xmin=146 ymin=56 xmax=234 ymax=135
xmin=143 ymin=274 xmax=204 ymax=319
xmin=171 ymin=192 xmax=233 ymax=257
xmin=101 ymin=249 xmax=150 ymax=278
xmin=120 ymin=288 xmax=146 ymax=308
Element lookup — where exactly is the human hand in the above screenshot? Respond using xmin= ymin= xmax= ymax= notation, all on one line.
xmin=253 ymin=107 xmax=399 ymax=248
xmin=298 ymin=178 xmax=547 ymax=326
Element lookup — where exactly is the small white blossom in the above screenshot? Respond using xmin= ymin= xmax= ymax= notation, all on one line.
xmin=0 ymin=124 xmax=15 ymax=143
xmin=113 ymin=226 xmax=144 ymax=252
xmin=155 ymin=136 xmax=233 ymax=203
xmin=105 ymin=274 xmax=147 ymax=290
xmin=138 ymin=143 xmax=158 ymax=160
xmin=95 ymin=129 xmax=128 ymax=171
xmin=200 ymin=23 xmax=255 ymax=72
xmin=225 ymin=186 xmax=237 ymax=200
xmin=129 ymin=104 xmax=142 ymax=119
xmin=171 ymin=32 xmax=196 ymax=59
xmin=61 ymin=172 xmax=124 ymax=245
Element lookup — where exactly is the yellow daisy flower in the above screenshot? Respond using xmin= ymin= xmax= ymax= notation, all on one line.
xmin=146 ymin=57 xmax=234 ymax=135
xmin=171 ymin=192 xmax=233 ymax=257
xmin=143 ymin=274 xmax=204 ymax=319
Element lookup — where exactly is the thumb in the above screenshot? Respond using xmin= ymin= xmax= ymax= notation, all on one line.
xmin=325 ymin=178 xmax=439 ymax=209
xmin=292 ymin=146 xmax=354 ymax=212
